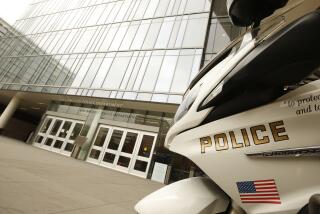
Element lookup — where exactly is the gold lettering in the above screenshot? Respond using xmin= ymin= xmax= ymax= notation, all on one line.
xmin=250 ymin=125 xmax=270 ymax=145
xmin=214 ymin=133 xmax=229 ymax=151
xmin=269 ymin=120 xmax=289 ymax=142
xmin=200 ymin=136 xmax=212 ymax=154
xmin=229 ymin=131 xmax=243 ymax=149
xmin=241 ymin=128 xmax=250 ymax=147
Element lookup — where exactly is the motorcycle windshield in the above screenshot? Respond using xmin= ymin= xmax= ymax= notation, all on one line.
xmin=189 ymin=15 xmax=285 ymax=91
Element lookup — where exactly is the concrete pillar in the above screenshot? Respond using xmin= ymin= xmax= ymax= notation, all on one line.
xmin=77 ymin=108 xmax=103 ymax=160
xmin=0 ymin=95 xmax=20 ymax=134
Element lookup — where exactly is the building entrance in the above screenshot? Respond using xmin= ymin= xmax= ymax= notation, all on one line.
xmin=87 ymin=124 xmax=157 ymax=178
xmin=33 ymin=116 xmax=84 ymax=156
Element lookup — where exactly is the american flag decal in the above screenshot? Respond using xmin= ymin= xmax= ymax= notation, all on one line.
xmin=236 ymin=179 xmax=281 ymax=204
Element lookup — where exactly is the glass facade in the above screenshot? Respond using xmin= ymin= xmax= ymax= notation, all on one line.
xmin=0 ymin=0 xmax=213 ymax=104
xmin=0 ymin=0 xmax=241 ymax=180
xmin=203 ymin=0 xmax=241 ymax=66
xmin=0 ymin=0 xmax=238 ymax=104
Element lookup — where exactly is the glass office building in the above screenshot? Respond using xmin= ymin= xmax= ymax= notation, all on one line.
xmin=0 ymin=0 xmax=239 ymax=179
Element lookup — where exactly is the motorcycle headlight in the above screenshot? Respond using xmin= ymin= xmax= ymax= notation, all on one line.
xmin=198 ymin=81 xmax=224 ymax=110
xmin=174 ymin=85 xmax=200 ymax=123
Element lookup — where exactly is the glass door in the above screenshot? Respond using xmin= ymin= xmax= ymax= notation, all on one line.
xmin=60 ymin=122 xmax=84 ymax=156
xmin=87 ymin=125 xmax=112 ymax=164
xmin=100 ymin=128 xmax=125 ymax=168
xmin=43 ymin=118 xmax=63 ymax=149
xmin=87 ymin=124 xmax=157 ymax=178
xmin=51 ymin=120 xmax=73 ymax=153
xmin=130 ymin=132 xmax=157 ymax=178
xmin=33 ymin=116 xmax=84 ymax=156
xmin=114 ymin=130 xmax=139 ymax=172
xmin=34 ymin=116 xmax=54 ymax=147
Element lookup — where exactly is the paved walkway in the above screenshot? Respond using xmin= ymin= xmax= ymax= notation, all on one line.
xmin=0 ymin=137 xmax=163 ymax=214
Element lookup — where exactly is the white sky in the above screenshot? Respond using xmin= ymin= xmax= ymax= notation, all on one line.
xmin=0 ymin=0 xmax=32 ymax=25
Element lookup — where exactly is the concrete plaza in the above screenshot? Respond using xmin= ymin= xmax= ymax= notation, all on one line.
xmin=0 ymin=137 xmax=163 ymax=214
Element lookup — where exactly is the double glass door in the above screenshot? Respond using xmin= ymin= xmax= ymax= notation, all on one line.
xmin=34 ymin=116 xmax=84 ymax=156
xmin=87 ymin=124 xmax=157 ymax=178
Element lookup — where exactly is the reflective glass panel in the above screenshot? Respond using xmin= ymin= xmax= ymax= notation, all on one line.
xmin=58 ymin=121 xmax=72 ymax=138
xmin=134 ymin=160 xmax=148 ymax=172
xmin=155 ymin=53 xmax=178 ymax=92
xmin=102 ymin=54 xmax=131 ymax=89
xmin=35 ymin=135 xmax=44 ymax=144
xmin=89 ymin=149 xmax=101 ymax=159
xmin=44 ymin=138 xmax=53 ymax=146
xmin=103 ymin=152 xmax=116 ymax=163
xmin=142 ymin=20 xmax=161 ymax=49
xmin=53 ymin=140 xmax=64 ymax=149
xmin=39 ymin=117 xmax=52 ymax=133
xmin=70 ymin=123 xmax=83 ymax=140
xmin=107 ymin=130 xmax=123 ymax=150
xmin=64 ymin=143 xmax=74 ymax=152
xmin=117 ymin=156 xmax=130 ymax=167
xmin=50 ymin=120 xmax=63 ymax=135
xmin=184 ymin=15 xmax=208 ymax=47
xmin=138 ymin=135 xmax=154 ymax=158
xmin=93 ymin=127 xmax=109 ymax=147
xmin=121 ymin=132 xmax=138 ymax=154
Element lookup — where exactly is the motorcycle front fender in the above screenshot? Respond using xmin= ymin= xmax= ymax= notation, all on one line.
xmin=135 ymin=177 xmax=230 ymax=214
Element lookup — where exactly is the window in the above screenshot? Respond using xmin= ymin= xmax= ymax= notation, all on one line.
xmin=97 ymin=3 xmax=113 ymax=24
xmin=167 ymin=17 xmax=182 ymax=48
xmin=131 ymin=20 xmax=151 ymax=50
xmin=86 ymin=5 xmax=105 ymax=26
xmin=80 ymin=54 xmax=105 ymax=88
xmin=183 ymin=14 xmax=208 ymax=47
xmin=155 ymin=51 xmax=179 ymax=92
xmin=144 ymin=0 xmax=159 ymax=18
xmin=74 ymin=28 xmax=96 ymax=53
xmin=138 ymin=135 xmax=154 ymax=158
xmin=119 ymin=22 xmax=139 ymax=50
xmin=106 ymin=1 xmax=122 ymax=23
xmin=174 ymin=16 xmax=188 ymax=48
xmin=142 ymin=19 xmax=162 ymax=49
xmin=107 ymin=130 xmax=124 ymax=150
xmin=126 ymin=53 xmax=144 ymax=90
xmin=155 ymin=17 xmax=174 ymax=49
xmin=114 ymin=0 xmax=131 ymax=22
xmin=94 ymin=127 xmax=109 ymax=147
xmin=69 ymin=55 xmax=94 ymax=91
xmin=133 ymin=52 xmax=151 ymax=90
xmin=139 ymin=52 xmax=164 ymax=91
xmin=154 ymin=0 xmax=170 ymax=17
xmin=99 ymin=24 xmax=119 ymax=52
xmin=91 ymin=53 xmax=114 ymax=88
xmin=170 ymin=51 xmax=194 ymax=93
xmin=120 ymin=53 xmax=138 ymax=90
xmin=102 ymin=53 xmax=132 ymax=89
xmin=134 ymin=0 xmax=150 ymax=20
xmin=185 ymin=0 xmax=206 ymax=13
xmin=109 ymin=23 xmax=129 ymax=51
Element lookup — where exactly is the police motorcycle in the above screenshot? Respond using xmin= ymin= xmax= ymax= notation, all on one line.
xmin=135 ymin=0 xmax=320 ymax=213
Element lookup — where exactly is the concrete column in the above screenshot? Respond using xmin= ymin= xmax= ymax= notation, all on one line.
xmin=77 ymin=108 xmax=103 ymax=160
xmin=0 ymin=95 xmax=20 ymax=134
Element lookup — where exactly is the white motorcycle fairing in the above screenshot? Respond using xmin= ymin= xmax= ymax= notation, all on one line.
xmin=164 ymin=4 xmax=320 ymax=214
xmin=135 ymin=1 xmax=320 ymax=214
xmin=135 ymin=177 xmax=230 ymax=214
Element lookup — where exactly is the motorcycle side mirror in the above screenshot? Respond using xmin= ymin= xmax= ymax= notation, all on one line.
xmin=227 ymin=0 xmax=289 ymax=27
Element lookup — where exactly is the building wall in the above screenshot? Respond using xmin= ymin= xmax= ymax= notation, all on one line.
xmin=0 ymin=0 xmax=217 ymax=104
xmin=0 ymin=0 xmax=240 ymax=180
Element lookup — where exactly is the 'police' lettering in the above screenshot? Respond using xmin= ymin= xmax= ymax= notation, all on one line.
xmin=200 ymin=120 xmax=289 ymax=154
